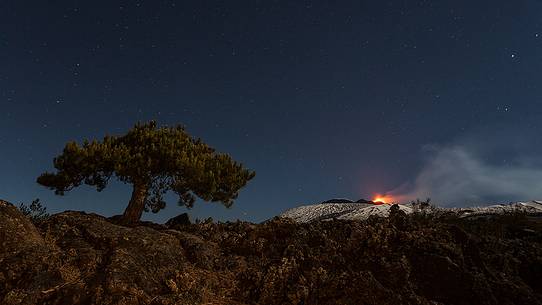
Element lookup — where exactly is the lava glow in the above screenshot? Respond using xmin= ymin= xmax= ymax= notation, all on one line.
xmin=372 ymin=194 xmax=394 ymax=204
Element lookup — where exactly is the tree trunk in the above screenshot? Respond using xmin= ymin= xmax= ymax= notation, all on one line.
xmin=121 ymin=182 xmax=148 ymax=224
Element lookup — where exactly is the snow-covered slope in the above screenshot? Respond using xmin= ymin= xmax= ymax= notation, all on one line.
xmin=280 ymin=201 xmax=411 ymax=223
xmin=280 ymin=200 xmax=542 ymax=223
xmin=449 ymin=201 xmax=542 ymax=218
xmin=280 ymin=202 xmax=372 ymax=223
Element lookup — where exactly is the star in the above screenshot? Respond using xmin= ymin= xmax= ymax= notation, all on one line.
xmin=496 ymin=105 xmax=510 ymax=113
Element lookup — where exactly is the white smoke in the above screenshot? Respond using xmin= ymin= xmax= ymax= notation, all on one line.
xmin=393 ymin=130 xmax=542 ymax=207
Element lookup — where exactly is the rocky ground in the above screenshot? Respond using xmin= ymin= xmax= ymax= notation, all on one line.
xmin=1 ymin=199 xmax=542 ymax=305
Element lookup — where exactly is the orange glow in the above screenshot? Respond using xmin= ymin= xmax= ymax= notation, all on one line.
xmin=372 ymin=194 xmax=394 ymax=204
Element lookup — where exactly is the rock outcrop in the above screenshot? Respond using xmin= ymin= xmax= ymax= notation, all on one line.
xmin=1 ymin=199 xmax=542 ymax=305
xmin=0 ymin=201 xmax=193 ymax=305
xmin=165 ymin=212 xmax=191 ymax=227
xmin=0 ymin=200 xmax=62 ymax=305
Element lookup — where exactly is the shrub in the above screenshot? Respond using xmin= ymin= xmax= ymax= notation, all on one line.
xmin=18 ymin=198 xmax=49 ymax=222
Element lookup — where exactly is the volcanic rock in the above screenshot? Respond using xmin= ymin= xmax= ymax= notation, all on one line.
xmin=0 ymin=200 xmax=64 ymax=305
xmin=0 ymin=199 xmax=46 ymax=258
xmin=1 ymin=202 xmax=189 ymax=304
xmin=165 ymin=212 xmax=191 ymax=227
xmin=2 ymin=198 xmax=542 ymax=305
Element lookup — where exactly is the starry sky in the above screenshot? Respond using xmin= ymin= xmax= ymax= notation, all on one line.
xmin=2 ymin=1 xmax=542 ymax=223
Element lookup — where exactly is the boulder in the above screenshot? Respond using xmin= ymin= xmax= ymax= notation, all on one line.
xmin=0 ymin=204 xmax=193 ymax=305
xmin=0 ymin=199 xmax=61 ymax=305
xmin=0 ymin=199 xmax=46 ymax=258
xmin=39 ymin=211 xmax=187 ymax=304
xmin=165 ymin=212 xmax=191 ymax=228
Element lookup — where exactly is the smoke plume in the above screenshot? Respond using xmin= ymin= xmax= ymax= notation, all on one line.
xmin=393 ymin=129 xmax=542 ymax=207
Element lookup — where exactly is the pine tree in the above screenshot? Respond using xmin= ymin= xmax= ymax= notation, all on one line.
xmin=37 ymin=121 xmax=255 ymax=224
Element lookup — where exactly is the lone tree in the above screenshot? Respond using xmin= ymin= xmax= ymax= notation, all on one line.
xmin=37 ymin=121 xmax=255 ymax=224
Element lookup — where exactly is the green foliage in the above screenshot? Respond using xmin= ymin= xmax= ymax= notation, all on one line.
xmin=37 ymin=121 xmax=255 ymax=215
xmin=18 ymin=198 xmax=49 ymax=222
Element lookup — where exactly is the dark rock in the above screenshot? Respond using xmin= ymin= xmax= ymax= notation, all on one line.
xmin=164 ymin=230 xmax=220 ymax=268
xmin=106 ymin=214 xmax=123 ymax=223
xmin=0 ymin=199 xmax=45 ymax=255
xmin=165 ymin=212 xmax=191 ymax=227
xmin=1 ymin=205 xmax=189 ymax=305
xmin=40 ymin=211 xmax=186 ymax=304
xmin=2 ymin=199 xmax=542 ymax=305
xmin=0 ymin=199 xmax=62 ymax=305
xmin=107 ymin=214 xmax=167 ymax=230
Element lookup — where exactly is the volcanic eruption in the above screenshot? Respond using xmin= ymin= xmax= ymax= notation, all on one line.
xmin=372 ymin=194 xmax=394 ymax=204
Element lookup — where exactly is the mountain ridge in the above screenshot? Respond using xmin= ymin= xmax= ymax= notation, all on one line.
xmin=280 ymin=200 xmax=542 ymax=223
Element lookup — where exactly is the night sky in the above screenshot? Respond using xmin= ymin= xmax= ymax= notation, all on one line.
xmin=2 ymin=1 xmax=542 ymax=223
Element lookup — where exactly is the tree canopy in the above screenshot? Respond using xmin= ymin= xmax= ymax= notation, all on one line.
xmin=37 ymin=121 xmax=255 ymax=223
